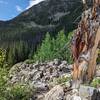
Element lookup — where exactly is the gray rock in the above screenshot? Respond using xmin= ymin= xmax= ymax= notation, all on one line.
xmin=29 ymin=64 xmax=34 ymax=69
xmin=65 ymin=94 xmax=72 ymax=100
xmin=34 ymin=81 xmax=49 ymax=91
xmin=54 ymin=59 xmax=61 ymax=66
xmin=28 ymin=70 xmax=37 ymax=80
xmin=61 ymin=60 xmax=67 ymax=65
xmin=96 ymin=69 xmax=100 ymax=77
xmin=44 ymin=85 xmax=64 ymax=100
xmin=47 ymin=61 xmax=54 ymax=66
xmin=32 ymin=71 xmax=42 ymax=80
xmin=71 ymin=95 xmax=81 ymax=100
xmin=8 ymin=59 xmax=72 ymax=95
xmin=39 ymin=65 xmax=45 ymax=71
xmin=91 ymin=89 xmax=100 ymax=100
xmin=67 ymin=64 xmax=73 ymax=70
xmin=79 ymin=85 xmax=95 ymax=99
xmin=52 ymin=70 xmax=59 ymax=77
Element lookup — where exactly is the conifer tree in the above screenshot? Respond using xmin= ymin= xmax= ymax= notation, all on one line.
xmin=34 ymin=33 xmax=53 ymax=62
xmin=54 ymin=30 xmax=67 ymax=60
xmin=0 ymin=49 xmax=6 ymax=67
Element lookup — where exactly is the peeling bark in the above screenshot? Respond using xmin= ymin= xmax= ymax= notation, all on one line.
xmin=87 ymin=28 xmax=100 ymax=81
xmin=71 ymin=0 xmax=100 ymax=88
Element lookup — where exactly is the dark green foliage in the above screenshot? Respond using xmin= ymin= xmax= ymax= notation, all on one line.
xmin=6 ymin=41 xmax=30 ymax=66
xmin=33 ymin=31 xmax=73 ymax=63
xmin=0 ymin=0 xmax=83 ymax=66
xmin=0 ymin=49 xmax=6 ymax=67
xmin=0 ymin=30 xmax=73 ymax=67
xmin=0 ymin=27 xmax=40 ymax=66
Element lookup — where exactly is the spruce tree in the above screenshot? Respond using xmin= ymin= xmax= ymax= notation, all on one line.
xmin=54 ymin=30 xmax=67 ymax=59
xmin=34 ymin=33 xmax=53 ymax=62
xmin=0 ymin=49 xmax=6 ymax=67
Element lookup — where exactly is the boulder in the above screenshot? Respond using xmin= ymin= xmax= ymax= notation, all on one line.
xmin=79 ymin=85 xmax=95 ymax=99
xmin=33 ymin=81 xmax=49 ymax=91
xmin=65 ymin=89 xmax=82 ymax=100
xmin=96 ymin=69 xmax=100 ymax=77
xmin=71 ymin=95 xmax=81 ymax=100
xmin=91 ymin=89 xmax=100 ymax=100
xmin=44 ymin=85 xmax=64 ymax=100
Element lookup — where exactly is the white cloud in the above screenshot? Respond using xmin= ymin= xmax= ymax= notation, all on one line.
xmin=16 ymin=5 xmax=23 ymax=12
xmin=0 ymin=0 xmax=8 ymax=4
xmin=26 ymin=0 xmax=45 ymax=9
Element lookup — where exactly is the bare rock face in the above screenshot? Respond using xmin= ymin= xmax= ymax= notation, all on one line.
xmin=44 ymin=85 xmax=64 ymax=100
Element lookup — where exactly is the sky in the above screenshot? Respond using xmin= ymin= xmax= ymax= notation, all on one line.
xmin=0 ymin=0 xmax=45 ymax=21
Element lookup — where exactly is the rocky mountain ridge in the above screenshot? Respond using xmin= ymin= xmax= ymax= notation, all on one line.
xmin=0 ymin=0 xmax=83 ymax=32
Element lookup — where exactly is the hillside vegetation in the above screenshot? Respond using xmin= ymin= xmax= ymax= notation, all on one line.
xmin=0 ymin=0 xmax=83 ymax=65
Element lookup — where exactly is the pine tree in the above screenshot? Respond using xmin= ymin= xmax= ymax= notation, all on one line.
xmin=54 ymin=30 xmax=67 ymax=60
xmin=33 ymin=33 xmax=53 ymax=62
xmin=0 ymin=49 xmax=6 ymax=67
xmin=7 ymin=46 xmax=15 ymax=66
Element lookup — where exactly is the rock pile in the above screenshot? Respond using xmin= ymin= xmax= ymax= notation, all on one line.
xmin=8 ymin=59 xmax=72 ymax=91
xmin=8 ymin=59 xmax=100 ymax=100
xmin=44 ymin=85 xmax=100 ymax=100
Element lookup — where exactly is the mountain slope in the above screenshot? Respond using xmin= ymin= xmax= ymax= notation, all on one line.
xmin=0 ymin=0 xmax=83 ymax=65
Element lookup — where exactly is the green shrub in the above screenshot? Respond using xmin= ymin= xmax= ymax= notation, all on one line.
xmin=56 ymin=75 xmax=71 ymax=85
xmin=0 ymin=68 xmax=35 ymax=100
xmin=4 ymin=84 xmax=35 ymax=100
xmin=0 ymin=84 xmax=35 ymax=100
xmin=0 ymin=68 xmax=8 ymax=100
xmin=25 ymin=59 xmax=34 ymax=64
xmin=91 ymin=78 xmax=100 ymax=88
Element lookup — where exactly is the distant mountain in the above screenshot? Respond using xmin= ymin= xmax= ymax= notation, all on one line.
xmin=0 ymin=0 xmax=83 ymax=65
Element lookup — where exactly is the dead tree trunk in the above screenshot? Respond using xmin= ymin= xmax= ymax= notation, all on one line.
xmin=87 ymin=28 xmax=100 ymax=81
xmin=71 ymin=0 xmax=100 ymax=88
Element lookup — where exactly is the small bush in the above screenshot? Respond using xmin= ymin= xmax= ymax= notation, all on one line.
xmin=0 ymin=68 xmax=35 ymax=100
xmin=91 ymin=78 xmax=100 ymax=88
xmin=57 ymin=75 xmax=71 ymax=84
xmin=25 ymin=59 xmax=34 ymax=64
xmin=4 ymin=84 xmax=35 ymax=100
xmin=0 ymin=68 xmax=8 ymax=100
